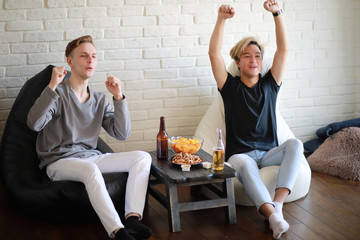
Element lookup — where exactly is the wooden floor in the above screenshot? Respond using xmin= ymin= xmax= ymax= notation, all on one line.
xmin=0 ymin=171 xmax=359 ymax=240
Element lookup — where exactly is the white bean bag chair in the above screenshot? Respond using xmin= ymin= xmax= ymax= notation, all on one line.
xmin=195 ymin=61 xmax=311 ymax=206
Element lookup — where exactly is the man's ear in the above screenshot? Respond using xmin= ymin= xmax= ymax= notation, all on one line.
xmin=235 ymin=60 xmax=240 ymax=70
xmin=66 ymin=57 xmax=73 ymax=67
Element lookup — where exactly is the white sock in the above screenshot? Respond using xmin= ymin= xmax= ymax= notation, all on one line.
xmin=269 ymin=212 xmax=289 ymax=239
xmin=273 ymin=202 xmax=283 ymax=217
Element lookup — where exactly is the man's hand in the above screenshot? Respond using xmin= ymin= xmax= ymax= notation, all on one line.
xmin=49 ymin=67 xmax=67 ymax=91
xmin=106 ymin=75 xmax=123 ymax=101
xmin=264 ymin=0 xmax=280 ymax=13
xmin=218 ymin=4 xmax=235 ymax=20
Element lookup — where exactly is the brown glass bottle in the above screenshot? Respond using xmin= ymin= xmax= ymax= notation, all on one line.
xmin=156 ymin=116 xmax=168 ymax=160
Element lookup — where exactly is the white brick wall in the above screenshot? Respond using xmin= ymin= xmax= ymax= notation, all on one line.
xmin=0 ymin=0 xmax=359 ymax=152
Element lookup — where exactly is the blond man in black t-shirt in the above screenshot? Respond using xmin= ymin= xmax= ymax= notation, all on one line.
xmin=209 ymin=1 xmax=304 ymax=239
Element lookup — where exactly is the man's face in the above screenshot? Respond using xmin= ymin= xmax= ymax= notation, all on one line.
xmin=67 ymin=42 xmax=97 ymax=80
xmin=237 ymin=44 xmax=262 ymax=78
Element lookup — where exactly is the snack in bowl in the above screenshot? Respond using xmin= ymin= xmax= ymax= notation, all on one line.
xmin=171 ymin=152 xmax=203 ymax=165
xmin=169 ymin=136 xmax=203 ymax=154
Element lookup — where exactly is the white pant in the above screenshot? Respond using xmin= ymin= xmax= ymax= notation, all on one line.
xmin=46 ymin=151 xmax=152 ymax=237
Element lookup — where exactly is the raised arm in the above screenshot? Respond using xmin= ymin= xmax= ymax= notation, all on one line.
xmin=264 ymin=0 xmax=289 ymax=85
xmin=27 ymin=67 xmax=66 ymax=131
xmin=103 ymin=76 xmax=130 ymax=140
xmin=102 ymin=97 xmax=131 ymax=141
xmin=209 ymin=5 xmax=235 ymax=90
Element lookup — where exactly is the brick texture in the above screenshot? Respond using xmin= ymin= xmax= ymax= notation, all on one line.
xmin=0 ymin=0 xmax=359 ymax=151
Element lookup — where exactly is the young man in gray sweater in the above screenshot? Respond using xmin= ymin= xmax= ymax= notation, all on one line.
xmin=27 ymin=35 xmax=151 ymax=240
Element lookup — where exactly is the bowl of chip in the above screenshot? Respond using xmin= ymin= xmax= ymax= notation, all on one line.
xmin=169 ymin=136 xmax=203 ymax=155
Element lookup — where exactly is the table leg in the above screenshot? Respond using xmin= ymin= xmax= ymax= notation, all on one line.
xmin=166 ymin=182 xmax=181 ymax=232
xmin=225 ymin=178 xmax=237 ymax=224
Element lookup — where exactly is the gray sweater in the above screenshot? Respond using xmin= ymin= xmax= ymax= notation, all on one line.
xmin=27 ymin=79 xmax=131 ymax=169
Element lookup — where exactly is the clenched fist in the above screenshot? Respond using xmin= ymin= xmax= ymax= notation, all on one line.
xmin=49 ymin=67 xmax=67 ymax=91
xmin=218 ymin=4 xmax=235 ymax=20
xmin=264 ymin=0 xmax=280 ymax=13
xmin=105 ymin=75 xmax=123 ymax=101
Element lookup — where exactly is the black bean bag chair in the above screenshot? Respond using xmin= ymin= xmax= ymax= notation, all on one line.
xmin=0 ymin=65 xmax=128 ymax=223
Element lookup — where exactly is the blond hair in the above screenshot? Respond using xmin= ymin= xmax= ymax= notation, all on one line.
xmin=65 ymin=35 xmax=95 ymax=57
xmin=229 ymin=36 xmax=264 ymax=61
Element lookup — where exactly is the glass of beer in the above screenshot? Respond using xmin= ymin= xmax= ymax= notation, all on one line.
xmin=212 ymin=147 xmax=224 ymax=171
xmin=212 ymin=128 xmax=224 ymax=172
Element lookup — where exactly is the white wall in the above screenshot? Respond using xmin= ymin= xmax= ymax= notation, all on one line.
xmin=0 ymin=0 xmax=359 ymax=152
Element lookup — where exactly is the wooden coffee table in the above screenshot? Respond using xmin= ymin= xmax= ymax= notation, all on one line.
xmin=148 ymin=149 xmax=237 ymax=232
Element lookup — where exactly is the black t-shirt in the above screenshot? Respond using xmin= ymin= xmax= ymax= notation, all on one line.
xmin=220 ymin=70 xmax=280 ymax=161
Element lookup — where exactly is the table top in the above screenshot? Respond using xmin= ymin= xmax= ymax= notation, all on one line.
xmin=149 ymin=149 xmax=236 ymax=184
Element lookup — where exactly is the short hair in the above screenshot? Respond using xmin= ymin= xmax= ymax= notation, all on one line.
xmin=65 ymin=35 xmax=95 ymax=57
xmin=229 ymin=36 xmax=264 ymax=61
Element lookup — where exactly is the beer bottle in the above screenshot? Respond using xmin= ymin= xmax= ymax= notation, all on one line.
xmin=212 ymin=128 xmax=224 ymax=171
xmin=156 ymin=116 xmax=168 ymax=160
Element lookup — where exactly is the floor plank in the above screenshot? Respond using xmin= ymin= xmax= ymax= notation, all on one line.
xmin=1 ymin=171 xmax=359 ymax=240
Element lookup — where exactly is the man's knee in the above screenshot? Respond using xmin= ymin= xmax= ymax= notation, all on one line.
xmin=228 ymin=155 xmax=258 ymax=185
xmin=81 ymin=162 xmax=103 ymax=182
xmin=228 ymin=155 xmax=256 ymax=174
xmin=134 ymin=151 xmax=152 ymax=169
xmin=285 ymin=138 xmax=303 ymax=152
